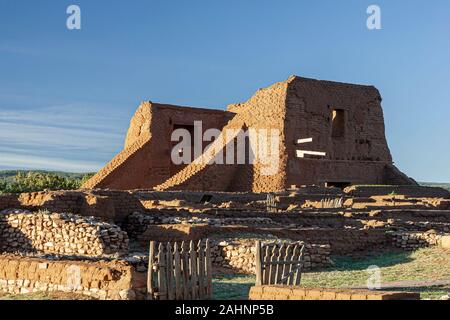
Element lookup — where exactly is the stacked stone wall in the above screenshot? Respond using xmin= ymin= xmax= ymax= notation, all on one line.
xmin=210 ymin=240 xmax=331 ymax=273
xmin=0 ymin=209 xmax=128 ymax=257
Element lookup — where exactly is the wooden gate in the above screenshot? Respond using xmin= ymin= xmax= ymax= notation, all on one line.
xmin=147 ymin=239 xmax=212 ymax=300
xmin=255 ymin=240 xmax=305 ymax=286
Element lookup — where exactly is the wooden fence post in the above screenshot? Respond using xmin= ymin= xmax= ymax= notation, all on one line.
xmin=206 ymin=239 xmax=212 ymax=299
xmin=189 ymin=240 xmax=198 ymax=300
xmin=197 ymin=240 xmax=205 ymax=299
xmin=157 ymin=243 xmax=167 ymax=300
xmin=181 ymin=241 xmax=190 ymax=299
xmin=174 ymin=242 xmax=182 ymax=300
xmin=255 ymin=240 xmax=262 ymax=286
xmin=166 ymin=242 xmax=174 ymax=300
xmin=147 ymin=241 xmax=155 ymax=300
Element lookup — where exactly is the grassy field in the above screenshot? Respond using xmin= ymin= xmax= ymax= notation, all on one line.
xmin=213 ymin=247 xmax=450 ymax=300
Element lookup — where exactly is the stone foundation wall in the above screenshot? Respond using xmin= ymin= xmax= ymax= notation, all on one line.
xmin=124 ymin=211 xmax=277 ymax=239
xmin=276 ymin=228 xmax=390 ymax=255
xmin=0 ymin=255 xmax=146 ymax=300
xmin=249 ymin=286 xmax=420 ymax=300
xmin=0 ymin=190 xmax=144 ymax=222
xmin=211 ymin=240 xmax=331 ymax=273
xmin=0 ymin=209 xmax=128 ymax=257
xmin=388 ymin=231 xmax=444 ymax=251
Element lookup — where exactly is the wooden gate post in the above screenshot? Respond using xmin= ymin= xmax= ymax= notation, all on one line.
xmin=147 ymin=241 xmax=156 ymax=300
xmin=255 ymin=240 xmax=262 ymax=286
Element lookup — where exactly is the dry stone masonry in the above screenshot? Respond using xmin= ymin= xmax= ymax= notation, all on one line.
xmin=211 ymin=239 xmax=332 ymax=273
xmin=388 ymin=231 xmax=444 ymax=251
xmin=0 ymin=209 xmax=129 ymax=257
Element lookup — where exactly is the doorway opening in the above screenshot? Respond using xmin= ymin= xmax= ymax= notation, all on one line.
xmin=325 ymin=181 xmax=351 ymax=189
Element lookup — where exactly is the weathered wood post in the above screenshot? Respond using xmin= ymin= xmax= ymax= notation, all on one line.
xmin=158 ymin=243 xmax=168 ymax=300
xmin=205 ymin=239 xmax=212 ymax=298
xmin=255 ymin=240 xmax=262 ymax=286
xmin=147 ymin=241 xmax=155 ymax=300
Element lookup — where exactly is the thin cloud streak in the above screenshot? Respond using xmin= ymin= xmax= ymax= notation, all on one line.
xmin=0 ymin=98 xmax=130 ymax=172
xmin=0 ymin=153 xmax=103 ymax=172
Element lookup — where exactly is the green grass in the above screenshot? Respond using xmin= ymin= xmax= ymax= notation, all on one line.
xmin=213 ymin=274 xmax=255 ymax=300
xmin=213 ymin=247 xmax=450 ymax=300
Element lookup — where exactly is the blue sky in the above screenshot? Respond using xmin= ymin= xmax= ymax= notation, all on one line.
xmin=0 ymin=0 xmax=449 ymax=181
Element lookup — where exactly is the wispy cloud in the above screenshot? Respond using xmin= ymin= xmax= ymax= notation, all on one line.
xmin=0 ymin=96 xmax=130 ymax=172
xmin=0 ymin=152 xmax=103 ymax=172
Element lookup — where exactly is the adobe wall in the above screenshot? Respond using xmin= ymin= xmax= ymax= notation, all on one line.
xmin=283 ymin=77 xmax=413 ymax=187
xmin=0 ymin=190 xmax=144 ymax=222
xmin=83 ymin=76 xmax=414 ymax=192
xmin=84 ymin=102 xmax=233 ymax=190
xmin=155 ymin=79 xmax=290 ymax=192
xmin=0 ymin=255 xmax=146 ymax=300
xmin=249 ymin=286 xmax=420 ymax=300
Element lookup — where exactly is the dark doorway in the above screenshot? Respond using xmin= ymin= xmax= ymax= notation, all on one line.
xmin=325 ymin=181 xmax=351 ymax=189
xmin=331 ymin=109 xmax=345 ymax=137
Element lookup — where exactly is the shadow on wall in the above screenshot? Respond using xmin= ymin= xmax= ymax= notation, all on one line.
xmin=0 ymin=215 xmax=36 ymax=255
xmin=0 ymin=210 xmax=129 ymax=257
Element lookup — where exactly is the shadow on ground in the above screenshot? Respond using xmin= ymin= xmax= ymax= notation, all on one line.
xmin=329 ymin=249 xmax=414 ymax=272
xmin=213 ymin=274 xmax=254 ymax=300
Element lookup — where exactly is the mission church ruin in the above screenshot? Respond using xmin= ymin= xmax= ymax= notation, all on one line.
xmin=83 ymin=76 xmax=416 ymax=192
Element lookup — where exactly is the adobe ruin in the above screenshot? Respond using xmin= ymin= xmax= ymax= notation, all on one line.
xmin=83 ymin=76 xmax=416 ymax=192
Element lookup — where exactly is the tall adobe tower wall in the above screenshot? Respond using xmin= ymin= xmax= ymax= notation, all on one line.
xmin=283 ymin=76 xmax=414 ymax=187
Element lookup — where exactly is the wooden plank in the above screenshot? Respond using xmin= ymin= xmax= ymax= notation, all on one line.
xmin=294 ymin=245 xmax=305 ymax=285
xmin=181 ymin=241 xmax=190 ymax=300
xmin=262 ymin=244 xmax=271 ymax=285
xmin=197 ymin=240 xmax=205 ymax=299
xmin=166 ymin=242 xmax=174 ymax=300
xmin=281 ymin=244 xmax=292 ymax=284
xmin=255 ymin=241 xmax=262 ymax=286
xmin=205 ymin=239 xmax=212 ymax=299
xmin=174 ymin=242 xmax=182 ymax=300
xmin=147 ymin=241 xmax=155 ymax=300
xmin=288 ymin=244 xmax=299 ymax=285
xmin=157 ymin=243 xmax=167 ymax=300
xmin=189 ymin=240 xmax=198 ymax=300
xmin=274 ymin=243 xmax=284 ymax=284
xmin=268 ymin=245 xmax=277 ymax=285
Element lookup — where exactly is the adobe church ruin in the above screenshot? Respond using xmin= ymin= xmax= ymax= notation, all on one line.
xmin=83 ymin=76 xmax=415 ymax=192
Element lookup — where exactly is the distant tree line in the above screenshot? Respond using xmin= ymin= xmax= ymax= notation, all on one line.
xmin=0 ymin=171 xmax=94 ymax=194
